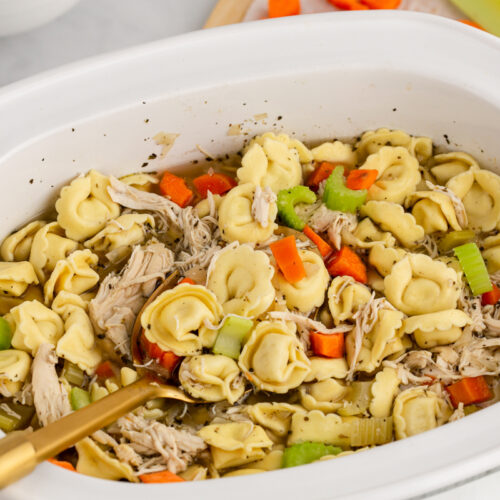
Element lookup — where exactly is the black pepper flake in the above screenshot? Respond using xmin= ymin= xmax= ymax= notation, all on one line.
xmin=148 ymin=153 xmax=157 ymax=160
xmin=71 ymin=128 xmax=75 ymax=132
xmin=144 ymin=118 xmax=149 ymax=123
xmin=29 ymin=179 xmax=34 ymax=184
xmin=142 ymin=101 xmax=146 ymax=104
xmin=277 ymin=115 xmax=283 ymax=120
xmin=141 ymin=162 xmax=148 ymax=168
xmin=444 ymin=134 xmax=450 ymax=145
xmin=392 ymin=108 xmax=397 ymax=112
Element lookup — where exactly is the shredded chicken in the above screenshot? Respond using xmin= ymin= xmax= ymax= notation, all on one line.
xmin=308 ymin=205 xmax=357 ymax=250
xmin=251 ymin=185 xmax=277 ymax=228
xmin=267 ymin=311 xmax=352 ymax=335
xmin=32 ymin=343 xmax=72 ymax=427
xmin=458 ymin=335 xmax=500 ymax=377
xmin=483 ymin=304 xmax=500 ymax=336
xmin=13 ymin=382 xmax=34 ymax=406
xmin=417 ymin=234 xmax=439 ymax=259
xmin=89 ymin=243 xmax=174 ymax=358
xmin=426 ymin=181 xmax=468 ymax=229
xmin=114 ymin=414 xmax=206 ymax=474
xmin=448 ymin=402 xmax=465 ymax=422
xmin=92 ymin=429 xmax=143 ymax=468
xmin=458 ymin=288 xmax=485 ymax=333
xmin=0 ymin=402 xmax=20 ymax=419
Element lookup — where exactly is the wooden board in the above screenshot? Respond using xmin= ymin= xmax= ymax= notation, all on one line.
xmin=204 ymin=0 xmax=254 ymax=28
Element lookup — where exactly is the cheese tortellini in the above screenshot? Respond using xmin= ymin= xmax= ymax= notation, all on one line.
xmin=246 ymin=402 xmax=305 ymax=437
xmin=218 ymin=183 xmax=277 ymax=244
xmin=179 ymin=354 xmax=245 ymax=404
xmin=384 ymin=254 xmax=460 ymax=315
xmin=207 ymin=245 xmax=275 ymax=317
xmin=342 ymin=218 xmax=396 ymax=249
xmin=310 ymin=140 xmax=357 ymax=167
xmin=299 ymin=378 xmax=347 ymax=413
xmin=360 ymin=146 xmax=421 ymax=204
xmin=482 ymin=234 xmax=500 ymax=273
xmin=273 ymin=250 xmax=329 ymax=313
xmin=239 ymin=320 xmax=311 ymax=393
xmin=369 ymin=367 xmax=400 ymax=418
xmin=6 ymin=299 xmax=64 ymax=355
xmin=368 ymin=244 xmax=407 ymax=277
xmin=141 ymin=283 xmax=223 ymax=356
xmin=328 ymin=276 xmax=372 ymax=325
xmin=0 ymin=221 xmax=45 ymax=262
xmin=430 ymin=151 xmax=479 ymax=185
xmin=238 ymin=134 xmax=304 ymax=192
xmin=56 ymin=170 xmax=121 ymax=241
xmin=0 ymin=261 xmax=39 ymax=297
xmin=0 ymin=349 xmax=32 ymax=396
xmin=304 ymin=356 xmax=348 ymax=382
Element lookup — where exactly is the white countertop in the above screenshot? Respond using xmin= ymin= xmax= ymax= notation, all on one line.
xmin=0 ymin=1 xmax=499 ymax=498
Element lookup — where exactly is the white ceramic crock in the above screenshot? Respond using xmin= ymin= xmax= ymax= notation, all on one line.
xmin=0 ymin=11 xmax=499 ymax=500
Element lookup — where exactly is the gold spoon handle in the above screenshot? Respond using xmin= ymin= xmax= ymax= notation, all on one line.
xmin=0 ymin=377 xmax=160 ymax=489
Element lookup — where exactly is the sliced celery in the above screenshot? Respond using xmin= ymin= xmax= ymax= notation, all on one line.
xmin=450 ymin=0 xmax=500 ymax=36
xmin=70 ymin=387 xmax=91 ymax=411
xmin=282 ymin=442 xmax=342 ymax=468
xmin=213 ymin=316 xmax=253 ymax=359
xmin=454 ymin=242 xmax=492 ymax=295
xmin=350 ymin=416 xmax=393 ymax=447
xmin=0 ymin=317 xmax=12 ymax=350
xmin=62 ymin=360 xmax=85 ymax=387
xmin=277 ymin=186 xmax=317 ymax=231
xmin=438 ymin=230 xmax=475 ymax=253
xmin=0 ymin=403 xmax=34 ymax=432
xmin=323 ymin=166 xmax=367 ymax=213
xmin=337 ymin=381 xmax=373 ymax=417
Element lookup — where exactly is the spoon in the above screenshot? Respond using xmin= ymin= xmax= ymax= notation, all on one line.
xmin=0 ymin=269 xmax=196 ymax=489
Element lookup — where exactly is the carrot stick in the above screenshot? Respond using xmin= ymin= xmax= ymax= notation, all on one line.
xmin=307 ymin=162 xmax=337 ymax=191
xmin=327 ymin=0 xmax=369 ymax=10
xmin=326 ymin=246 xmax=367 ymax=284
xmin=361 ymin=0 xmax=401 ymax=8
xmin=139 ymin=470 xmax=185 ymax=483
xmin=310 ymin=331 xmax=344 ymax=358
xmin=268 ymin=0 xmax=301 ymax=18
xmin=47 ymin=458 xmax=76 ymax=472
xmin=459 ymin=19 xmax=486 ymax=31
xmin=179 ymin=277 xmax=196 ymax=285
xmin=346 ymin=169 xmax=378 ymax=190
xmin=160 ymin=351 xmax=181 ymax=372
xmin=303 ymin=225 xmax=333 ymax=258
xmin=95 ymin=361 xmax=116 ymax=379
xmin=159 ymin=172 xmax=193 ymax=207
xmin=446 ymin=376 xmax=492 ymax=408
xmin=482 ymin=283 xmax=500 ymax=305
xmin=193 ymin=173 xmax=236 ymax=198
xmin=270 ymin=236 xmax=306 ymax=283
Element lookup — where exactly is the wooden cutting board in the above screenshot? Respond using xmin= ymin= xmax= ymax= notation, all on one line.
xmin=204 ymin=0 xmax=254 ymax=28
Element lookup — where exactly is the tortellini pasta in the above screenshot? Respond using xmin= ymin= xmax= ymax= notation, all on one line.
xmin=239 ymin=320 xmax=311 ymax=393
xmin=342 ymin=218 xmax=396 ymax=249
xmin=430 ymin=151 xmax=479 ymax=185
xmin=0 ymin=221 xmax=45 ymax=262
xmin=29 ymin=222 xmax=79 ymax=282
xmin=118 ymin=172 xmax=159 ymax=191
xmin=299 ymin=378 xmax=347 ymax=413
xmin=346 ymin=308 xmax=405 ymax=373
xmin=0 ymin=261 xmax=39 ymax=297
xmin=84 ymin=213 xmax=154 ymax=259
xmin=360 ymin=146 xmax=421 ymax=204
xmin=447 ymin=168 xmax=500 ymax=231
xmin=273 ymin=250 xmax=329 ymax=313
xmin=360 ymin=201 xmax=424 ymax=248
xmin=310 ymin=141 xmax=357 ymax=167
xmin=218 ymin=183 xmax=277 ymax=244
xmin=303 ymin=356 xmax=348 ymax=382
xmin=393 ymin=388 xmax=451 ymax=440
xmin=56 ymin=170 xmax=121 ymax=241
xmin=384 ymin=254 xmax=460 ymax=315
xmin=482 ymin=234 xmax=500 ymax=273
xmin=6 ymin=299 xmax=64 ymax=355
xmin=52 ymin=291 xmax=102 ymax=374
xmin=207 ymin=245 xmax=275 ymax=317
xmin=328 ymin=276 xmax=372 ymax=325
xmin=179 ymin=354 xmax=245 ymax=404
xmin=246 ymin=402 xmax=305 ymax=437
xmin=0 ymin=285 xmax=43 ymax=315
xmin=0 ymin=349 xmax=32 ymax=396
xmin=405 ymin=191 xmax=462 ymax=234
xmin=401 ymin=309 xmax=471 ymax=348
xmin=369 ymin=367 xmax=400 ymax=418
xmin=368 ymin=244 xmax=407 ymax=277
xmin=141 ymin=283 xmax=223 ymax=356
xmin=238 ymin=134 xmax=304 ymax=192
xmin=198 ymin=422 xmax=273 ymax=470
xmin=43 ymin=249 xmax=100 ymax=304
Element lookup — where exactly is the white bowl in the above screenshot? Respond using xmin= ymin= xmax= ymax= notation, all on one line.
xmin=0 ymin=0 xmax=80 ymax=37
xmin=0 ymin=11 xmax=499 ymax=500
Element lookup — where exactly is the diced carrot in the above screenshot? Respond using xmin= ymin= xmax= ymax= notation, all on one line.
xmin=95 ymin=361 xmax=115 ymax=379
xmin=47 ymin=458 xmax=76 ymax=472
xmin=310 ymin=331 xmax=344 ymax=358
xmin=361 ymin=0 xmax=401 ymax=8
xmin=346 ymin=169 xmax=378 ymax=190
xmin=459 ymin=19 xmax=486 ymax=31
xmin=303 ymin=225 xmax=333 ymax=258
xmin=268 ymin=0 xmax=301 ymax=18
xmin=142 ymin=335 xmax=181 ymax=373
xmin=270 ymin=236 xmax=306 ymax=283
xmin=179 ymin=277 xmax=196 ymax=285
xmin=446 ymin=376 xmax=492 ymax=408
xmin=139 ymin=470 xmax=185 ymax=483
xmin=482 ymin=283 xmax=500 ymax=305
xmin=326 ymin=246 xmax=367 ymax=284
xmin=160 ymin=351 xmax=182 ymax=372
xmin=307 ymin=162 xmax=336 ymax=191
xmin=193 ymin=172 xmax=236 ymax=198
xmin=159 ymin=172 xmax=193 ymax=207
xmin=327 ymin=0 xmax=369 ymax=10
xmin=142 ymin=336 xmax=164 ymax=360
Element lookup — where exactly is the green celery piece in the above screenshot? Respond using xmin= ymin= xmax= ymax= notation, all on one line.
xmin=62 ymin=360 xmax=85 ymax=387
xmin=70 ymin=387 xmax=91 ymax=411
xmin=282 ymin=442 xmax=342 ymax=468
xmin=277 ymin=186 xmax=317 ymax=231
xmin=323 ymin=166 xmax=367 ymax=213
xmin=464 ymin=404 xmax=480 ymax=416
xmin=454 ymin=242 xmax=492 ymax=295
xmin=213 ymin=316 xmax=253 ymax=359
xmin=0 ymin=403 xmax=34 ymax=432
xmin=438 ymin=230 xmax=475 ymax=253
xmin=450 ymin=0 xmax=500 ymax=36
xmin=0 ymin=317 xmax=12 ymax=350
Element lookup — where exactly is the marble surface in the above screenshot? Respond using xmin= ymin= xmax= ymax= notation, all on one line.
xmin=0 ymin=1 xmax=499 ymax=498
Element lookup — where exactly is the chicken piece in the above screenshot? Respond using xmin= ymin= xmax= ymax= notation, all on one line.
xmin=426 ymin=181 xmax=468 ymax=229
xmin=251 ymin=186 xmax=277 ymax=228
xmin=92 ymin=429 xmax=143 ymax=468
xmin=32 ymin=343 xmax=71 ymax=426
xmin=116 ymin=414 xmax=206 ymax=474
xmin=308 ymin=205 xmax=357 ymax=250
xmin=89 ymin=243 xmax=174 ymax=359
